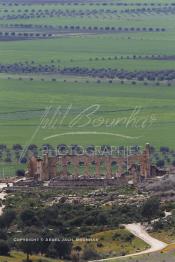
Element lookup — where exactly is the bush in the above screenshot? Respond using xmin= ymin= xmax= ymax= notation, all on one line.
xmin=81 ymin=248 xmax=100 ymax=260
xmin=0 ymin=209 xmax=16 ymax=228
xmin=46 ymin=241 xmax=72 ymax=259
xmin=16 ymin=169 xmax=25 ymax=177
xmin=0 ymin=240 xmax=10 ymax=256
xmin=96 ymin=242 xmax=103 ymax=248
xmin=141 ymin=197 xmax=160 ymax=221
xmin=0 ymin=229 xmax=7 ymax=240
xmin=20 ymin=209 xmax=38 ymax=226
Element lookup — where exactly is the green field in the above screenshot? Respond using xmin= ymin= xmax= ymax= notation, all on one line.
xmin=0 ymin=78 xmax=174 ymax=147
xmin=0 ymin=0 xmax=175 ymax=149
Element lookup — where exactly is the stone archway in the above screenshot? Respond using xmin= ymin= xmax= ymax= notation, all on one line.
xmin=28 ymin=144 xmax=151 ymax=182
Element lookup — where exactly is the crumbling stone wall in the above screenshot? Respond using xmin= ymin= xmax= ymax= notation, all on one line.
xmin=28 ymin=144 xmax=151 ymax=182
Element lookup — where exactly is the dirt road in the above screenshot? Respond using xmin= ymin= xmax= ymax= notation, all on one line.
xmin=125 ymin=223 xmax=167 ymax=253
xmin=89 ymin=223 xmax=168 ymax=261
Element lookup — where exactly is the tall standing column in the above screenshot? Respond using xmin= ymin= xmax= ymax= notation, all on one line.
xmin=36 ymin=159 xmax=43 ymax=181
xmin=43 ymin=153 xmax=49 ymax=180
xmin=73 ymin=156 xmax=79 ymax=178
xmin=62 ymin=156 xmax=68 ymax=177
xmin=28 ymin=156 xmax=37 ymax=177
xmin=145 ymin=143 xmax=151 ymax=178
xmin=118 ymin=160 xmax=123 ymax=176
xmin=140 ymin=144 xmax=151 ymax=179
xmin=84 ymin=156 xmax=89 ymax=177
xmin=106 ymin=157 xmax=112 ymax=178
xmin=95 ymin=158 xmax=100 ymax=177
xmin=48 ymin=158 xmax=57 ymax=179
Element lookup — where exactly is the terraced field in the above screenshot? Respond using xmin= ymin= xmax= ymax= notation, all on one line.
xmin=0 ymin=0 xmax=175 ymax=149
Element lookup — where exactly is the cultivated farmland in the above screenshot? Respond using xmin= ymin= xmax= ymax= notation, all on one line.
xmin=0 ymin=0 xmax=174 ymax=149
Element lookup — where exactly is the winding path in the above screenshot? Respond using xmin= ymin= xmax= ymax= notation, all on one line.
xmin=89 ymin=223 xmax=168 ymax=261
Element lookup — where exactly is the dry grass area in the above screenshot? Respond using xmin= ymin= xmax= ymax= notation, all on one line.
xmin=150 ymin=230 xmax=175 ymax=244
xmin=0 ymin=251 xmax=62 ymax=262
xmin=112 ymin=251 xmax=175 ymax=262
xmin=162 ymin=243 xmax=175 ymax=253
xmin=74 ymin=228 xmax=149 ymax=257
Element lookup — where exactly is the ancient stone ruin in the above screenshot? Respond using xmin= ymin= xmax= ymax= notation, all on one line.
xmin=27 ymin=143 xmax=152 ymax=186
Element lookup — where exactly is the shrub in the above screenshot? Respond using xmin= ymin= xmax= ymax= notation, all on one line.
xmin=0 ymin=240 xmax=10 ymax=256
xmin=81 ymin=248 xmax=100 ymax=260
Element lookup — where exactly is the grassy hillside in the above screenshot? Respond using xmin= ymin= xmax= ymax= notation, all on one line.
xmin=74 ymin=228 xmax=149 ymax=257
xmin=0 ymin=251 xmax=62 ymax=262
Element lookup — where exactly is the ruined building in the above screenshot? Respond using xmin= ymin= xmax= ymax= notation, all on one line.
xmin=27 ymin=143 xmax=152 ymax=186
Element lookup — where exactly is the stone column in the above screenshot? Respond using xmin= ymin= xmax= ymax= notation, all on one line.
xmin=48 ymin=158 xmax=57 ymax=179
xmin=73 ymin=156 xmax=79 ymax=178
xmin=118 ymin=159 xmax=124 ymax=176
xmin=42 ymin=154 xmax=49 ymax=180
xmin=84 ymin=156 xmax=89 ymax=177
xmin=140 ymin=155 xmax=144 ymax=178
xmin=95 ymin=158 xmax=100 ymax=177
xmin=140 ymin=144 xmax=151 ymax=179
xmin=36 ymin=159 xmax=43 ymax=181
xmin=28 ymin=156 xmax=37 ymax=177
xmin=145 ymin=143 xmax=151 ymax=177
xmin=62 ymin=156 xmax=68 ymax=177
xmin=106 ymin=157 xmax=112 ymax=178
